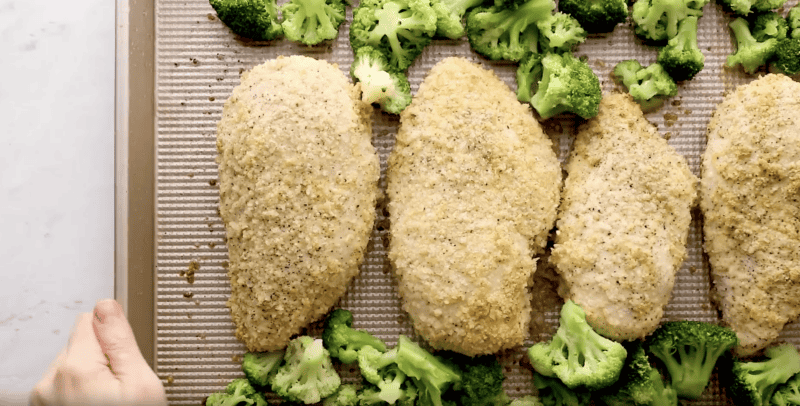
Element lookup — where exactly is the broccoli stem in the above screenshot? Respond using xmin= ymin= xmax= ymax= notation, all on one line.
xmin=442 ymin=0 xmax=485 ymax=18
xmin=652 ymin=343 xmax=727 ymax=399
xmin=730 ymin=17 xmax=758 ymax=50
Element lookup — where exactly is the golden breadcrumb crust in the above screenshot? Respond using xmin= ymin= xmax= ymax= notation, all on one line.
xmin=702 ymin=74 xmax=800 ymax=356
xmin=216 ymin=56 xmax=379 ymax=352
xmin=551 ymin=93 xmax=698 ymax=341
xmin=387 ymin=57 xmax=562 ymax=356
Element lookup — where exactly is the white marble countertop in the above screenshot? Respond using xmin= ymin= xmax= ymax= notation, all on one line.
xmin=0 ymin=0 xmax=115 ymax=400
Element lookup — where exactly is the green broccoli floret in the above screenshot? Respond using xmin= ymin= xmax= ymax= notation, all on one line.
xmin=280 ymin=0 xmax=345 ymax=44
xmin=516 ymin=52 xmax=546 ymax=102
xmin=430 ymin=0 xmax=486 ymax=39
xmin=596 ymin=342 xmax=658 ymax=406
xmin=645 ymin=321 xmax=738 ymax=400
xmin=630 ymin=0 xmax=708 ymax=43
xmin=529 ymin=52 xmax=601 ymax=119
xmin=349 ymin=46 xmax=413 ymax=115
xmin=271 ymin=336 xmax=342 ymax=404
xmin=207 ymin=378 xmax=269 ymax=406
xmin=717 ymin=0 xmax=786 ymax=16
xmin=350 ymin=0 xmax=438 ymax=70
xmin=323 ymin=308 xmax=388 ymax=364
xmin=464 ymin=0 xmax=556 ymax=61
xmin=557 ymin=0 xmax=628 ymax=33
xmin=772 ymin=372 xmax=800 ymax=406
xmin=536 ymin=12 xmax=587 ymax=52
xmin=527 ymin=300 xmax=627 ymax=390
xmin=649 ymin=369 xmax=679 ymax=406
xmin=772 ymin=38 xmax=800 ymax=75
xmin=656 ymin=15 xmax=704 ymax=81
xmin=725 ymin=344 xmax=800 ymax=406
xmin=395 ymin=336 xmax=461 ymax=406
xmin=788 ymin=4 xmax=800 ymax=38
xmin=510 ymin=396 xmax=546 ymax=406
xmin=726 ymin=17 xmax=779 ymax=74
xmin=752 ymin=12 xmax=789 ymax=41
xmin=613 ymin=60 xmax=677 ymax=111
xmin=439 ymin=352 xmax=508 ymax=406
xmin=357 ymin=346 xmax=409 ymax=404
xmin=532 ymin=371 xmax=593 ymax=406
xmin=242 ymin=351 xmax=284 ymax=388
xmin=209 ymin=0 xmax=283 ymax=41
xmin=322 ymin=384 xmax=360 ymax=406
xmin=358 ymin=382 xmax=419 ymax=406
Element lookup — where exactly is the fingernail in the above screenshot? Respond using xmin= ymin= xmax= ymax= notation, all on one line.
xmin=94 ymin=299 xmax=123 ymax=323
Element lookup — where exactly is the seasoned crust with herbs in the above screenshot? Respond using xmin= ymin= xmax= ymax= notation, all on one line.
xmin=216 ymin=55 xmax=380 ymax=352
xmin=702 ymin=74 xmax=800 ymax=356
xmin=387 ymin=57 xmax=562 ymax=356
xmin=551 ymin=93 xmax=698 ymax=341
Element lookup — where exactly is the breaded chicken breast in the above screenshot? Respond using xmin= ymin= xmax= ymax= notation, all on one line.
xmin=702 ymin=74 xmax=800 ymax=357
xmin=216 ymin=56 xmax=380 ymax=352
xmin=551 ymin=93 xmax=697 ymax=341
xmin=387 ymin=57 xmax=562 ymax=356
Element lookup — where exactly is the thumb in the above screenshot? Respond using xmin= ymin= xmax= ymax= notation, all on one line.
xmin=92 ymin=299 xmax=151 ymax=379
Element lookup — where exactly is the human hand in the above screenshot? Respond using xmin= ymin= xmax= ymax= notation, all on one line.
xmin=30 ymin=299 xmax=167 ymax=406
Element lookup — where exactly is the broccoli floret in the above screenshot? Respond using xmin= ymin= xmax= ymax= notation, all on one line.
xmin=357 ymin=337 xmax=459 ymax=406
xmin=613 ymin=60 xmax=677 ymax=111
xmin=439 ymin=352 xmax=508 ymax=406
xmin=349 ymin=46 xmax=413 ymax=115
xmin=788 ymin=4 xmax=800 ymax=38
xmin=717 ymin=0 xmax=786 ymax=16
xmin=645 ymin=321 xmax=738 ymax=400
xmin=510 ymin=396 xmax=546 ymax=406
xmin=529 ymin=52 xmax=601 ymax=119
xmin=271 ymin=336 xmax=342 ymax=404
xmin=209 ymin=0 xmax=283 ymax=41
xmin=649 ymin=369 xmax=679 ymax=406
xmin=656 ymin=15 xmax=704 ymax=81
xmin=280 ymin=0 xmax=345 ymax=45
xmin=322 ymin=384 xmax=360 ymax=406
xmin=772 ymin=372 xmax=800 ymax=406
xmin=351 ymin=0 xmax=438 ymax=70
xmin=532 ymin=371 xmax=593 ymax=406
xmin=726 ymin=17 xmax=779 ymax=74
xmin=536 ymin=12 xmax=587 ymax=52
xmin=516 ymin=52 xmax=546 ymax=102
xmin=465 ymin=0 xmax=556 ymax=61
xmin=527 ymin=300 xmax=627 ymax=390
xmin=772 ymin=38 xmax=800 ymax=75
xmin=207 ymin=378 xmax=269 ymax=406
xmin=357 ymin=346 xmax=410 ymax=404
xmin=394 ymin=336 xmax=461 ymax=406
xmin=358 ymin=383 xmax=419 ymax=406
xmin=752 ymin=12 xmax=789 ymax=41
xmin=630 ymin=0 xmax=707 ymax=43
xmin=596 ymin=342 xmax=658 ymax=406
xmin=557 ymin=0 xmax=628 ymax=33
xmin=431 ymin=0 xmax=486 ymax=38
xmin=726 ymin=344 xmax=800 ymax=406
xmin=242 ymin=351 xmax=284 ymax=388
xmin=323 ymin=308 xmax=388 ymax=364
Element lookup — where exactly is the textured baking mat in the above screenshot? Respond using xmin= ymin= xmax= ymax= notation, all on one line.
xmin=154 ymin=0 xmax=799 ymax=404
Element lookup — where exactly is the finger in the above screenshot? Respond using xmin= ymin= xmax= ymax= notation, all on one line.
xmin=92 ymin=299 xmax=151 ymax=378
xmin=52 ymin=313 xmax=120 ymax=406
xmin=65 ymin=313 xmax=109 ymax=368
xmin=30 ymin=347 xmax=65 ymax=406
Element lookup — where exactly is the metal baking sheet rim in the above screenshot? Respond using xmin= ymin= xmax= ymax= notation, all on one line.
xmin=116 ymin=0 xmax=158 ymax=369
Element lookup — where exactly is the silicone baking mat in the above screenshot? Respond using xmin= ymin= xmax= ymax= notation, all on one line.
xmin=152 ymin=0 xmax=799 ymax=403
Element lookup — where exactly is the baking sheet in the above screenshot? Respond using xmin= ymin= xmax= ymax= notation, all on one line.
xmin=151 ymin=0 xmax=800 ymax=404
